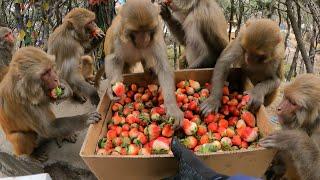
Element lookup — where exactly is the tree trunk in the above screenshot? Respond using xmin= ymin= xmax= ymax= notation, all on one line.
xmin=286 ymin=49 xmax=299 ymax=81
xmin=309 ymin=21 xmax=317 ymax=67
xmin=228 ymin=0 xmax=235 ymax=41
xmin=305 ymin=0 xmax=320 ymax=26
xmin=235 ymin=0 xmax=244 ymax=37
xmin=173 ymin=42 xmax=177 ymax=70
xmin=284 ymin=15 xmax=291 ymax=49
xmin=286 ymin=0 xmax=313 ymax=73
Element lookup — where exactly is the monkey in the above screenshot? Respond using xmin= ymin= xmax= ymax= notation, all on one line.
xmin=80 ymin=55 xmax=95 ymax=84
xmin=0 ymin=26 xmax=15 ymax=81
xmin=0 ymin=47 xmax=101 ymax=160
xmin=47 ymin=8 xmax=105 ymax=106
xmin=259 ymin=74 xmax=320 ymax=180
xmin=98 ymin=0 xmax=184 ymax=128
xmin=159 ymin=0 xmax=229 ymax=68
xmin=200 ymin=18 xmax=284 ymax=115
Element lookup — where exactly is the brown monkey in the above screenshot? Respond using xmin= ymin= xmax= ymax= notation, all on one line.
xmin=201 ymin=18 xmax=284 ymax=114
xmin=0 ymin=47 xmax=101 ymax=159
xmin=100 ymin=0 xmax=184 ymax=127
xmin=0 ymin=26 xmax=15 ymax=81
xmin=47 ymin=8 xmax=105 ymax=105
xmin=159 ymin=0 xmax=229 ymax=68
xmin=260 ymin=74 xmax=320 ymax=180
xmin=81 ymin=55 xmax=95 ymax=84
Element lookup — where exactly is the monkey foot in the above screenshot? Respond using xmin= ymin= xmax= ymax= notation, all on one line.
xmin=72 ymin=94 xmax=87 ymax=104
xmin=55 ymin=134 xmax=78 ymax=148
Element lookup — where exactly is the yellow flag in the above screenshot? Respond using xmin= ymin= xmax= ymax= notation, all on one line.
xmin=18 ymin=29 xmax=26 ymax=40
xmin=26 ymin=21 xmax=32 ymax=28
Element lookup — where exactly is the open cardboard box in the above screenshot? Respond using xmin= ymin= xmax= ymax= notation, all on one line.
xmin=80 ymin=68 xmax=277 ymax=180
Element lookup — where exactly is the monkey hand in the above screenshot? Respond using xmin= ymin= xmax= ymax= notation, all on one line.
xmin=159 ymin=2 xmax=172 ymax=20
xmin=89 ymin=91 xmax=100 ymax=106
xmin=106 ymin=82 xmax=121 ymax=101
xmin=58 ymin=81 xmax=73 ymax=100
xmin=166 ymin=104 xmax=184 ymax=129
xmin=245 ymin=90 xmax=263 ymax=113
xmin=86 ymin=111 xmax=102 ymax=125
xmin=259 ymin=130 xmax=309 ymax=151
xmin=200 ymin=96 xmax=221 ymax=116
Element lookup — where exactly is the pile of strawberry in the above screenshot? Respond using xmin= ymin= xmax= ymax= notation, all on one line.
xmin=96 ymin=80 xmax=259 ymax=156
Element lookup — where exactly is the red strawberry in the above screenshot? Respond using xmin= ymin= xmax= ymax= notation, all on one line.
xmin=182 ymin=136 xmax=198 ymax=149
xmin=188 ymin=101 xmax=198 ymax=111
xmin=232 ymin=135 xmax=242 ymax=146
xmin=126 ymin=114 xmax=139 ymax=124
xmin=151 ymin=137 xmax=171 ymax=154
xmin=182 ymin=103 xmax=189 ymax=111
xmin=236 ymin=94 xmax=243 ymax=101
xmin=126 ymin=90 xmax=135 ymax=98
xmin=221 ymin=105 xmax=229 ymax=116
xmin=204 ymin=113 xmax=219 ymax=124
xmin=112 ymin=82 xmax=125 ymax=97
xmin=145 ymin=123 xmax=161 ymax=141
xmin=139 ymin=147 xmax=151 ymax=155
xmin=162 ymin=124 xmax=174 ymax=137
xmin=226 ymin=127 xmax=235 ymax=138
xmin=127 ymin=144 xmax=140 ymax=155
xmin=130 ymin=84 xmax=138 ymax=92
xmin=112 ymin=137 xmax=122 ymax=146
xmin=116 ymin=126 xmax=122 ymax=135
xmin=151 ymin=112 xmax=161 ymax=121
xmin=176 ymin=93 xmax=187 ymax=103
xmin=232 ymin=109 xmax=240 ymax=116
xmin=176 ymin=88 xmax=186 ymax=94
xmin=123 ymin=107 xmax=133 ymax=116
xmin=184 ymin=110 xmax=194 ymax=120
xmin=228 ymin=117 xmax=238 ymax=126
xmin=186 ymin=86 xmax=195 ymax=95
xmin=96 ymin=149 xmax=111 ymax=155
xmin=112 ymin=103 xmax=123 ymax=112
xmin=138 ymin=125 xmax=144 ymax=132
xmin=238 ymin=127 xmax=258 ymax=142
xmin=130 ymin=123 xmax=139 ymax=129
xmin=222 ymin=86 xmax=229 ymax=96
xmin=121 ymin=131 xmax=129 ymax=137
xmin=228 ymin=105 xmax=237 ymax=114
xmin=222 ymin=96 xmax=229 ymax=104
xmin=200 ymin=89 xmax=209 ymax=97
xmin=200 ymin=134 xmax=210 ymax=145
xmin=148 ymin=84 xmax=158 ymax=96
xmin=121 ymin=137 xmax=131 ymax=147
xmin=177 ymin=80 xmax=189 ymax=89
xmin=228 ymin=98 xmax=238 ymax=106
xmin=133 ymin=102 xmax=144 ymax=111
xmin=218 ymin=127 xmax=227 ymax=137
xmin=236 ymin=119 xmax=246 ymax=129
xmin=141 ymin=93 xmax=150 ymax=102
xmin=107 ymin=130 xmax=117 ymax=140
xmin=214 ymin=133 xmax=222 ymax=140
xmin=124 ymin=97 xmax=132 ymax=103
xmin=193 ymin=93 xmax=200 ymax=98
xmin=151 ymin=107 xmax=166 ymax=115
xmin=129 ymin=128 xmax=140 ymax=139
xmin=208 ymin=122 xmax=218 ymax=133
xmin=197 ymin=124 xmax=207 ymax=136
xmin=218 ymin=119 xmax=228 ymax=129
xmin=191 ymin=115 xmax=201 ymax=125
xmin=241 ymin=141 xmax=248 ymax=149
xmin=189 ymin=80 xmax=201 ymax=91
xmin=112 ymin=113 xmax=125 ymax=125
xmin=104 ymin=140 xmax=113 ymax=150
xmin=134 ymin=93 xmax=142 ymax=102
xmin=238 ymin=94 xmax=250 ymax=108
xmin=139 ymin=112 xmax=151 ymax=125
xmin=134 ymin=132 xmax=148 ymax=145
xmin=241 ymin=111 xmax=256 ymax=128
xmin=182 ymin=119 xmax=198 ymax=135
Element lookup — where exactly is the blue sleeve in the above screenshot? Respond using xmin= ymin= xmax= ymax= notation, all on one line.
xmin=228 ymin=175 xmax=261 ymax=180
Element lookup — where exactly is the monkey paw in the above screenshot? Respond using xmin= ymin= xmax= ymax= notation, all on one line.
xmin=73 ymin=94 xmax=87 ymax=104
xmin=89 ymin=92 xmax=100 ymax=106
xmin=107 ymin=84 xmax=121 ymax=101
xmin=245 ymin=91 xmax=263 ymax=113
xmin=86 ymin=111 xmax=102 ymax=125
xmin=166 ymin=104 xmax=184 ymax=129
xmin=200 ymin=97 xmax=220 ymax=116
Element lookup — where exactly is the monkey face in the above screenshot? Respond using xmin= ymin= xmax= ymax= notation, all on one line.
xmin=0 ymin=28 xmax=14 ymax=45
xmin=128 ymin=29 xmax=155 ymax=49
xmin=277 ymin=97 xmax=300 ymax=126
xmin=41 ymin=68 xmax=59 ymax=91
xmin=4 ymin=31 xmax=14 ymax=44
xmin=244 ymin=50 xmax=269 ymax=64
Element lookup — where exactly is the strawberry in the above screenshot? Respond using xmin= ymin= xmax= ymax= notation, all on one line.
xmin=238 ymin=127 xmax=258 ymax=142
xmin=134 ymin=93 xmax=142 ymax=102
xmin=232 ymin=109 xmax=240 ymax=116
xmin=214 ymin=133 xmax=222 ymax=140
xmin=197 ymin=124 xmax=207 ymax=136
xmin=126 ymin=90 xmax=135 ymax=98
xmin=236 ymin=119 xmax=246 ymax=129
xmin=218 ymin=127 xmax=227 ymax=137
xmin=222 ymin=86 xmax=229 ymax=96
xmin=151 ymin=137 xmax=171 ymax=154
xmin=183 ymin=97 xmax=189 ymax=104
xmin=186 ymin=86 xmax=195 ymax=95
xmin=182 ymin=119 xmax=198 ymax=135
xmin=194 ymin=145 xmax=201 ymax=152
xmin=176 ymin=93 xmax=187 ymax=103
xmin=121 ymin=131 xmax=129 ymax=137
xmin=212 ymin=140 xmax=222 ymax=150
xmin=184 ymin=110 xmax=194 ymax=120
xmin=151 ymin=112 xmax=161 ymax=122
xmin=151 ymin=107 xmax=166 ymax=115
xmin=221 ymin=137 xmax=232 ymax=150
xmin=222 ymin=96 xmax=229 ymax=104
xmin=112 ymin=82 xmax=125 ymax=97
xmin=191 ymin=115 xmax=201 ymax=125
xmin=228 ymin=105 xmax=237 ymax=114
xmin=134 ymin=132 xmax=148 ymax=145
xmin=133 ymin=102 xmax=144 ymax=111
xmin=176 ymin=88 xmax=186 ymax=94
xmin=132 ymin=110 xmax=140 ymax=116
xmin=204 ymin=82 xmax=211 ymax=89
xmin=138 ymin=125 xmax=144 ymax=132
xmin=241 ymin=111 xmax=256 ymax=128
xmin=218 ymin=119 xmax=228 ymax=129
xmin=228 ymin=117 xmax=238 ymax=126
xmin=145 ymin=123 xmax=161 ymax=141
xmin=200 ymin=134 xmax=210 ymax=145
xmin=182 ymin=103 xmax=189 ymax=111
xmin=148 ymin=84 xmax=158 ymax=96
xmin=112 ymin=137 xmax=122 ymax=146
xmin=204 ymin=113 xmax=219 ymax=124
xmin=141 ymin=93 xmax=150 ymax=102
xmin=241 ymin=141 xmax=248 ymax=149
xmin=121 ymin=137 xmax=131 ymax=147
xmin=104 ymin=140 xmax=113 ymax=150
xmin=188 ymin=101 xmax=198 ymax=111
xmin=112 ymin=113 xmax=125 ymax=125
xmin=130 ymin=123 xmax=139 ymax=129
xmin=138 ymin=87 xmax=145 ymax=93
xmin=124 ymin=97 xmax=132 ymax=104
xmin=127 ymin=144 xmax=140 ymax=155
xmin=182 ymin=136 xmax=198 ymax=149
xmin=139 ymin=112 xmax=151 ymax=125
xmin=189 ymin=80 xmax=201 ymax=91
xmin=221 ymin=105 xmax=229 ymax=116
xmin=200 ymin=89 xmax=209 ymax=98
xmin=129 ymin=128 xmax=140 ymax=139
xmin=139 ymin=147 xmax=151 ymax=155
xmin=112 ymin=103 xmax=123 ymax=112
xmin=226 ymin=127 xmax=235 ymax=138
xmin=107 ymin=130 xmax=117 ymax=140
xmin=228 ymin=98 xmax=238 ymax=106
xmin=96 ymin=149 xmax=111 ymax=155
xmin=193 ymin=93 xmax=200 ymax=98
xmin=123 ymin=106 xmax=133 ymax=116
xmin=130 ymin=84 xmax=138 ymax=92
xmin=208 ymin=122 xmax=218 ymax=133
xmin=236 ymin=94 xmax=243 ymax=101
xmin=177 ymin=80 xmax=189 ymax=89
xmin=162 ymin=124 xmax=174 ymax=137
xmin=116 ymin=126 xmax=122 ymax=135
xmin=111 ymin=150 xmax=121 ymax=156
xmin=238 ymin=94 xmax=250 ymax=108
xmin=232 ymin=135 xmax=242 ymax=146
xmin=126 ymin=114 xmax=138 ymax=124
xmin=120 ymin=147 xmax=127 ymax=155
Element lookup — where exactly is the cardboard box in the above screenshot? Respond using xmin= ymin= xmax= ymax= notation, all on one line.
xmin=80 ymin=68 xmax=276 ymax=180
